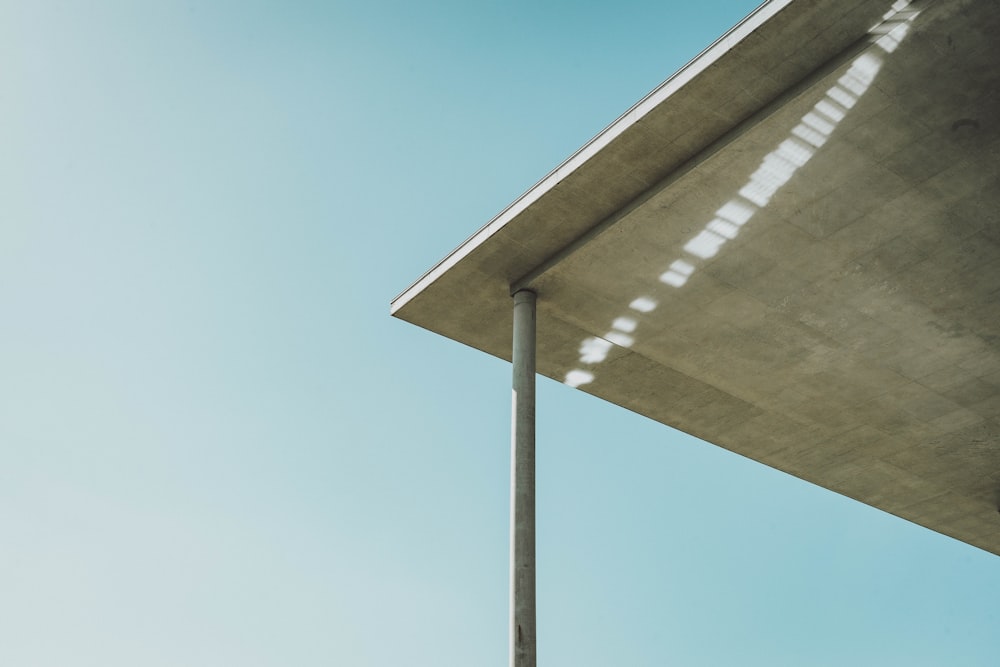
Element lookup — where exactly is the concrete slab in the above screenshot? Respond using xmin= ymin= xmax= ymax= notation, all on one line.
xmin=392 ymin=0 xmax=1000 ymax=556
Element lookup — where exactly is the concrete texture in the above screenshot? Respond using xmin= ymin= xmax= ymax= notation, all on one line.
xmin=510 ymin=290 xmax=537 ymax=667
xmin=392 ymin=0 xmax=1000 ymax=556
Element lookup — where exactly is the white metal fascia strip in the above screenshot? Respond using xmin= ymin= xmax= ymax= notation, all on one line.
xmin=390 ymin=0 xmax=791 ymax=315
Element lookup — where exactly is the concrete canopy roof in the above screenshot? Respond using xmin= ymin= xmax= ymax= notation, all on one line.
xmin=392 ymin=0 xmax=1000 ymax=555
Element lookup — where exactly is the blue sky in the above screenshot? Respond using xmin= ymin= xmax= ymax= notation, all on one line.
xmin=2 ymin=1 xmax=998 ymax=665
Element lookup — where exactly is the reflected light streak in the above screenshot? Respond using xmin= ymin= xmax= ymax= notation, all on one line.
xmin=708 ymin=219 xmax=740 ymax=240
xmin=684 ymin=229 xmax=727 ymax=259
xmin=826 ymin=85 xmax=857 ymax=109
xmin=716 ymin=201 xmax=754 ymax=225
xmin=802 ymin=111 xmax=836 ymax=135
xmin=565 ymin=369 xmax=594 ymax=388
xmin=629 ymin=296 xmax=658 ymax=313
xmin=815 ymin=99 xmax=847 ymax=123
xmin=850 ymin=53 xmax=882 ymax=82
xmin=792 ymin=124 xmax=827 ymax=148
xmin=579 ymin=337 xmax=613 ymax=364
xmin=612 ymin=316 xmax=638 ymax=333
xmin=776 ymin=139 xmax=813 ymax=167
xmin=837 ymin=73 xmax=870 ymax=96
xmin=875 ymin=23 xmax=910 ymax=52
xmin=605 ymin=331 xmax=634 ymax=348
xmin=562 ymin=0 xmax=919 ymax=388
xmin=660 ymin=271 xmax=688 ymax=287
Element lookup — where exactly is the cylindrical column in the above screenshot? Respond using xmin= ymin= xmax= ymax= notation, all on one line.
xmin=510 ymin=289 xmax=537 ymax=667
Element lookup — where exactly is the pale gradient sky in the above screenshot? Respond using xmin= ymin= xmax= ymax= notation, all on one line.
xmin=2 ymin=1 xmax=998 ymax=665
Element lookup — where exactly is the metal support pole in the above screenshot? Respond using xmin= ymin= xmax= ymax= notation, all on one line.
xmin=510 ymin=289 xmax=536 ymax=667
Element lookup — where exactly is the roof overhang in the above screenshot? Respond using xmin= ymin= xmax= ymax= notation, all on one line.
xmin=392 ymin=0 xmax=1000 ymax=555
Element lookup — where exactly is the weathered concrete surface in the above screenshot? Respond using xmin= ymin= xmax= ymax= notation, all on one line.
xmin=392 ymin=0 xmax=1000 ymax=556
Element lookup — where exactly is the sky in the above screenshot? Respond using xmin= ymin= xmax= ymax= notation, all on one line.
xmin=1 ymin=1 xmax=998 ymax=665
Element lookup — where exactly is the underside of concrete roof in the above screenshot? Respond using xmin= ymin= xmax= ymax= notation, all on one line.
xmin=392 ymin=0 xmax=1000 ymax=556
